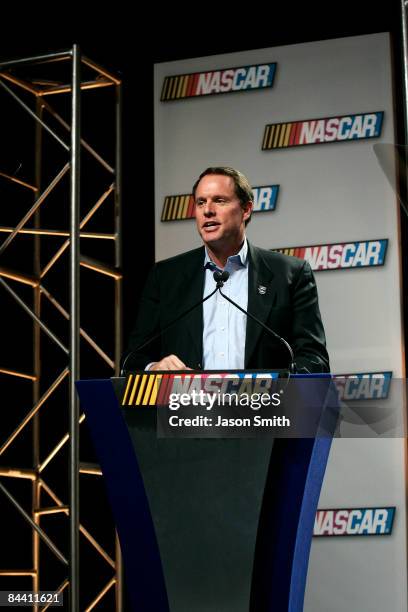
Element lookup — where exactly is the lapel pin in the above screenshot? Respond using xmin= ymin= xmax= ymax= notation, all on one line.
xmin=258 ymin=285 xmax=267 ymax=295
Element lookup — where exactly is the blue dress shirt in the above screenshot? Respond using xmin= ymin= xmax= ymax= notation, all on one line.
xmin=203 ymin=239 xmax=249 ymax=370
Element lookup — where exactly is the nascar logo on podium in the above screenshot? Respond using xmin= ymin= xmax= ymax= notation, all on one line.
xmin=121 ymin=372 xmax=279 ymax=407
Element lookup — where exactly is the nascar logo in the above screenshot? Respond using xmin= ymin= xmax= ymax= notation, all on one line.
xmin=121 ymin=372 xmax=279 ymax=406
xmin=273 ymin=239 xmax=388 ymax=271
xmin=314 ymin=507 xmax=395 ymax=536
xmin=262 ymin=111 xmax=384 ymax=150
xmin=161 ymin=63 xmax=276 ymax=101
xmin=333 ymin=372 xmax=392 ymax=400
xmin=161 ymin=185 xmax=279 ymax=222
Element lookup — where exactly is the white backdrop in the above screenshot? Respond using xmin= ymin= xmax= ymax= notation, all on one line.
xmin=154 ymin=33 xmax=407 ymax=611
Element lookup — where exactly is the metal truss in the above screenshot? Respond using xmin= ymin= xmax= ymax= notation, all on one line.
xmin=0 ymin=46 xmax=123 ymax=610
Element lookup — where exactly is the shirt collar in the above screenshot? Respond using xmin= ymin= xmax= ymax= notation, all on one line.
xmin=204 ymin=237 xmax=248 ymax=270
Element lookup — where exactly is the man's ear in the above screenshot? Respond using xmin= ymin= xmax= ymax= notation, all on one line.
xmin=243 ymin=201 xmax=254 ymax=222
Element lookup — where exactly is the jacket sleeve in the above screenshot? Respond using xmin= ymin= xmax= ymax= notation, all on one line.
xmin=121 ymin=265 xmax=162 ymax=372
xmin=290 ymin=260 xmax=330 ymax=373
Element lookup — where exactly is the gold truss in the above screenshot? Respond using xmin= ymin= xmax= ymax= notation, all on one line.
xmin=0 ymin=228 xmax=116 ymax=239
xmin=0 ymin=53 xmax=120 ymax=96
xmin=0 ymin=47 xmax=123 ymax=609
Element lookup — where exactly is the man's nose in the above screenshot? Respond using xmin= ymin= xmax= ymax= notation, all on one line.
xmin=203 ymin=201 xmax=216 ymax=215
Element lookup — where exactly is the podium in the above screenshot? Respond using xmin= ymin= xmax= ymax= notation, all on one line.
xmin=76 ymin=372 xmax=338 ymax=612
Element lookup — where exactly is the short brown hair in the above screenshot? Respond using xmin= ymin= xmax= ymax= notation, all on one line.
xmin=192 ymin=166 xmax=253 ymax=224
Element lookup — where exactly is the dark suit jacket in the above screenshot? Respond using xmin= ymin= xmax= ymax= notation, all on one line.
xmin=124 ymin=242 xmax=330 ymax=373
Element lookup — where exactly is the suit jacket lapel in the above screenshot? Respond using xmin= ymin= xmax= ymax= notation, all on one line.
xmin=181 ymin=247 xmax=205 ymax=367
xmin=245 ymin=243 xmax=276 ymax=366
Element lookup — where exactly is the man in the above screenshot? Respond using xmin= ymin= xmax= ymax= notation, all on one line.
xmin=124 ymin=167 xmax=329 ymax=373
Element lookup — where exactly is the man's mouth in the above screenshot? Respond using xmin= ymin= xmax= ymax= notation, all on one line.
xmin=202 ymin=221 xmax=220 ymax=230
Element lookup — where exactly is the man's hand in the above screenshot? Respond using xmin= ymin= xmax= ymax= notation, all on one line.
xmin=149 ymin=355 xmax=191 ymax=371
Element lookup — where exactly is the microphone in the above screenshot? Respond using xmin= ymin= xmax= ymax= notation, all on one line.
xmin=212 ymin=271 xmax=296 ymax=374
xmin=213 ymin=270 xmax=229 ymax=287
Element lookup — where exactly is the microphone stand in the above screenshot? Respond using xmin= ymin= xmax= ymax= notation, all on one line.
xmin=214 ymin=271 xmax=296 ymax=375
xmin=122 ymin=269 xmax=296 ymax=376
xmin=121 ymin=286 xmax=219 ymax=375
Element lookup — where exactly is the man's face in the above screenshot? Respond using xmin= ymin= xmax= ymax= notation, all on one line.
xmin=194 ymin=174 xmax=252 ymax=248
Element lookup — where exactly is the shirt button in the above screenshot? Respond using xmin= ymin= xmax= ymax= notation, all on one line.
xmin=220 ymin=352 xmax=224 ymax=357
xmin=220 ymin=326 xmax=225 ymax=331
